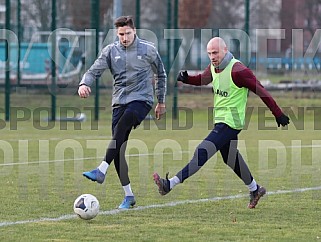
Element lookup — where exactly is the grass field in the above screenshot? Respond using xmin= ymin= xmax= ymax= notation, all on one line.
xmin=0 ymin=90 xmax=321 ymax=241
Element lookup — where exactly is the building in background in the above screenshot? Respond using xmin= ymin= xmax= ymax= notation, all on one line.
xmin=281 ymin=0 xmax=321 ymax=54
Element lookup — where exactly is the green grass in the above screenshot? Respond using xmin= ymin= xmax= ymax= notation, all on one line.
xmin=0 ymin=91 xmax=321 ymax=241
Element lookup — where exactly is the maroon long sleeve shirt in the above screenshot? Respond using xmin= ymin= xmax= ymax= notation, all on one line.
xmin=185 ymin=63 xmax=283 ymax=118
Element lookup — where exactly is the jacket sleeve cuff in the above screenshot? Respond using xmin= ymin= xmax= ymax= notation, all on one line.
xmin=157 ymin=96 xmax=165 ymax=104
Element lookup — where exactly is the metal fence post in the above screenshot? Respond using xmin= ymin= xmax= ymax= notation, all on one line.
xmin=136 ymin=0 xmax=140 ymax=29
xmin=17 ymin=0 xmax=21 ymax=86
xmin=91 ymin=0 xmax=100 ymax=120
xmin=5 ymin=0 xmax=11 ymax=121
xmin=51 ymin=0 xmax=57 ymax=121
xmin=244 ymin=0 xmax=250 ymax=65
xmin=172 ymin=0 xmax=179 ymax=120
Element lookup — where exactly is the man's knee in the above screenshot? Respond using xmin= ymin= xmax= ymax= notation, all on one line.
xmin=118 ymin=111 xmax=138 ymax=127
xmin=114 ymin=111 xmax=137 ymax=134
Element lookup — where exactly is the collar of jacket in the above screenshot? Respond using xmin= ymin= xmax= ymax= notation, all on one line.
xmin=214 ymin=51 xmax=234 ymax=70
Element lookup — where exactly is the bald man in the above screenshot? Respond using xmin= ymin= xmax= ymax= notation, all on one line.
xmin=153 ymin=37 xmax=290 ymax=209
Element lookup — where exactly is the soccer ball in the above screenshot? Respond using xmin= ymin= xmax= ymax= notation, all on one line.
xmin=73 ymin=194 xmax=100 ymax=220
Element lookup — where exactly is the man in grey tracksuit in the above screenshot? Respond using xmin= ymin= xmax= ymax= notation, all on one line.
xmin=78 ymin=16 xmax=167 ymax=209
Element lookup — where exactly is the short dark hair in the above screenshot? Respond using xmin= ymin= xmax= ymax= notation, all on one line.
xmin=114 ymin=16 xmax=135 ymax=29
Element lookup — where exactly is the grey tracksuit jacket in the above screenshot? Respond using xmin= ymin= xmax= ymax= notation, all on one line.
xmin=79 ymin=36 xmax=167 ymax=107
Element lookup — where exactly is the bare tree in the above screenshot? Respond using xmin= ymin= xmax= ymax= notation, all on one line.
xmin=21 ymin=0 xmax=51 ymax=31
xmin=140 ymin=0 xmax=167 ymax=29
xmin=250 ymin=0 xmax=281 ymax=29
xmin=21 ymin=0 xmax=112 ymax=31
xmin=56 ymin=0 xmax=70 ymax=28
xmin=207 ymin=0 xmax=244 ymax=29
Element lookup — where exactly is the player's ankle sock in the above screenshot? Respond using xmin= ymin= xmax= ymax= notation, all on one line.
xmin=169 ymin=176 xmax=180 ymax=189
xmin=247 ymin=179 xmax=257 ymax=192
xmin=98 ymin=161 xmax=109 ymax=174
xmin=123 ymin=184 xmax=134 ymax=197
